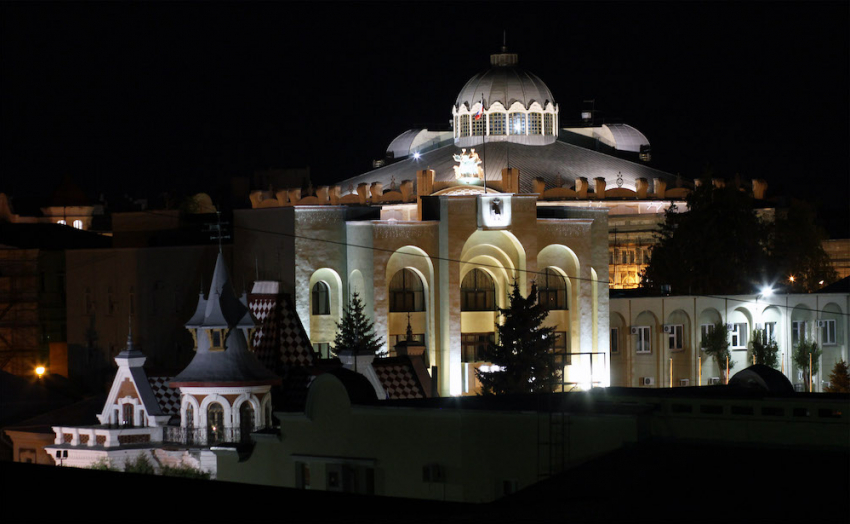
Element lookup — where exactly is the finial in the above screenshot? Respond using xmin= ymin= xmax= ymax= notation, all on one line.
xmin=406 ymin=313 xmax=414 ymax=341
xmin=126 ymin=313 xmax=134 ymax=350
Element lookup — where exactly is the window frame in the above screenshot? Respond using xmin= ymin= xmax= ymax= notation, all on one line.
xmin=538 ymin=268 xmax=567 ymax=310
xmin=730 ymin=323 xmax=748 ymax=349
xmin=635 ymin=326 xmax=651 ymax=354
xmin=389 ymin=268 xmax=425 ymax=313
xmin=461 ymin=332 xmax=494 ymax=363
xmin=667 ymin=324 xmax=684 ymax=351
xmin=821 ymin=319 xmax=836 ymax=345
xmin=610 ymin=327 xmax=620 ymax=354
xmin=461 ymin=269 xmax=496 ymax=312
xmin=312 ymin=281 xmax=331 ymax=316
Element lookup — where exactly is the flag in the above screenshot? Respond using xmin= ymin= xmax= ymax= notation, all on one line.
xmin=474 ymin=103 xmax=483 ymax=120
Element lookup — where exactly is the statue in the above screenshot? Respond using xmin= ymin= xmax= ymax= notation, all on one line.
xmin=452 ymin=148 xmax=484 ymax=180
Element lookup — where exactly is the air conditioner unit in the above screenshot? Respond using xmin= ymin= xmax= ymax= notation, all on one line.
xmin=797 ymin=370 xmax=803 ymax=380
xmin=817 ymin=320 xmax=826 ymax=327
xmin=640 ymin=377 xmax=655 ymax=386
xmin=726 ymin=323 xmax=734 ymax=331
xmin=708 ymin=377 xmax=721 ymax=385
xmin=678 ymin=379 xmax=690 ymax=387
xmin=663 ymin=325 xmax=673 ymax=334
xmin=630 ymin=327 xmax=639 ymax=335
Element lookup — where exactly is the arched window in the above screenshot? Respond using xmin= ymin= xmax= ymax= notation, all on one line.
xmin=207 ymin=403 xmax=224 ymax=444
xmin=538 ymin=268 xmax=567 ymax=310
xmin=312 ymin=281 xmax=330 ymax=315
xmin=73 ymin=220 xmax=83 ymax=230
xmin=389 ymin=269 xmax=424 ymax=312
xmin=239 ymin=402 xmax=255 ymax=441
xmin=186 ymin=404 xmax=195 ymax=444
xmin=489 ymin=113 xmax=506 ymax=136
xmin=122 ymin=403 xmax=134 ymax=427
xmin=461 ymin=269 xmax=495 ymax=311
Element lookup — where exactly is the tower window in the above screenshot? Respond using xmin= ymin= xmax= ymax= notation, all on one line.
xmin=489 ymin=113 xmax=506 ymax=136
xmin=509 ymin=113 xmax=526 ymax=135
xmin=461 ymin=269 xmax=495 ymax=311
xmin=528 ymin=113 xmax=542 ymax=135
xmin=544 ymin=113 xmax=554 ymax=136
xmin=460 ymin=115 xmax=470 ymax=137
xmin=472 ymin=112 xmax=485 ymax=136
xmin=389 ymin=268 xmax=425 ymax=312
xmin=312 ymin=281 xmax=330 ymax=315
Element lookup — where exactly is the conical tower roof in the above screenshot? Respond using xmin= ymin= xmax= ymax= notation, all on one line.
xmin=172 ymin=253 xmax=279 ymax=387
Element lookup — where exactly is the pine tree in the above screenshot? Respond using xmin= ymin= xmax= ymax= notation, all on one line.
xmin=750 ymin=328 xmax=779 ymax=368
xmin=793 ymin=339 xmax=822 ymax=391
xmin=332 ymin=293 xmax=385 ymax=357
xmin=476 ymin=280 xmax=560 ymax=395
xmin=701 ymin=321 xmax=734 ymax=379
xmin=825 ymin=360 xmax=850 ymax=393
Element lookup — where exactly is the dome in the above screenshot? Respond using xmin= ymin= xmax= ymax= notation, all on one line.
xmin=452 ymin=49 xmax=559 ymax=148
xmin=455 ymin=52 xmax=555 ymax=111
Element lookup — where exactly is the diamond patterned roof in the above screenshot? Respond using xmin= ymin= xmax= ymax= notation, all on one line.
xmin=249 ymin=289 xmax=316 ymax=375
xmin=373 ymin=357 xmax=426 ymax=400
xmin=148 ymin=376 xmax=180 ymax=415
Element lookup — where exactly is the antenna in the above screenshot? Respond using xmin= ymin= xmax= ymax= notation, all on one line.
xmin=205 ymin=211 xmax=231 ymax=253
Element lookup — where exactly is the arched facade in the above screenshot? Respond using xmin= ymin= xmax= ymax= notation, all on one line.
xmin=309 ymin=268 xmax=344 ymax=347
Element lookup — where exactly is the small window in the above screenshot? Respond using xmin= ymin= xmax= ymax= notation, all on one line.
xmin=610 ymin=327 xmax=619 ymax=354
xmin=312 ymin=282 xmax=330 ymax=315
xmin=460 ymin=114 xmax=470 ymax=137
xmin=552 ymin=331 xmax=570 ymax=365
xmin=210 ymin=330 xmax=224 ymax=349
xmin=239 ymin=402 xmax=255 ymax=441
xmin=122 ymin=404 xmax=134 ymax=427
xmin=544 ymin=113 xmax=553 ymax=136
xmin=72 ymin=220 xmax=83 ymax=230
xmin=471 ymin=110 xmax=485 ymax=136
xmin=820 ymin=319 xmax=836 ymax=345
xmin=792 ymin=321 xmax=806 ymax=346
xmin=730 ymin=323 xmax=748 ymax=349
xmin=312 ymin=342 xmax=330 ymax=359
xmin=509 ymin=113 xmax=526 ymax=135
xmin=667 ymin=324 xmax=684 ymax=351
xmin=765 ymin=321 xmax=777 ymax=342
xmin=635 ymin=326 xmax=651 ymax=353
xmin=528 ymin=113 xmax=542 ymax=135
xmin=700 ymin=323 xmax=715 ymax=349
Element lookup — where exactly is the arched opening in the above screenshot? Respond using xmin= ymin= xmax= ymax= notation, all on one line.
xmin=239 ymin=402 xmax=255 ymax=442
xmin=207 ymin=403 xmax=224 ymax=444
xmin=186 ymin=404 xmax=195 ymax=444
xmin=122 ymin=403 xmax=134 ymax=427
xmin=389 ymin=268 xmax=425 ymax=312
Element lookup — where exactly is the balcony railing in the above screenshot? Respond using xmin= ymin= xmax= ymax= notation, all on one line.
xmin=162 ymin=425 xmax=269 ymax=446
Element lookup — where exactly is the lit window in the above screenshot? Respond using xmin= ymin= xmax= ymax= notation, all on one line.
xmin=57 ymin=219 xmax=66 ymax=225
xmin=528 ymin=113 xmax=542 ymax=135
xmin=461 ymin=269 xmax=495 ymax=311
xmin=792 ymin=321 xmax=806 ymax=346
xmin=461 ymin=333 xmax=494 ymax=362
xmin=730 ymin=323 xmax=748 ymax=349
xmin=509 ymin=113 xmax=526 ymax=135
xmin=765 ymin=321 xmax=776 ymax=342
xmin=312 ymin=342 xmax=330 ymax=359
xmin=472 ymin=111 xmax=485 ymax=136
xmin=700 ymin=324 xmax=715 ymax=349
xmin=72 ymin=220 xmax=83 ymax=230
xmin=122 ymin=404 xmax=134 ymax=427
xmin=207 ymin=403 xmax=224 ymax=444
xmin=312 ymin=282 xmax=330 ymax=315
xmin=460 ymin=115 xmax=470 ymax=137
xmin=544 ymin=113 xmax=553 ymax=136
xmin=538 ymin=268 xmax=567 ymax=310
xmin=209 ymin=329 xmax=225 ymax=350
xmin=489 ymin=113 xmax=506 ymax=136
xmin=389 ymin=269 xmax=424 ymax=312
xmin=820 ymin=319 xmax=836 ymax=345
xmin=634 ymin=326 xmax=651 ymax=353
xmin=667 ymin=324 xmax=684 ymax=350
xmin=610 ymin=327 xmax=620 ymax=354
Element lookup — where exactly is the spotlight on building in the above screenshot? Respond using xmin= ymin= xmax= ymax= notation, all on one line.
xmin=413 ymin=152 xmax=421 ymax=160
xmin=759 ymin=285 xmax=774 ymax=298
xmin=35 ymin=366 xmax=46 ymax=378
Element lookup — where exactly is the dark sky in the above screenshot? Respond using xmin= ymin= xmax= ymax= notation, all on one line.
xmin=2 ymin=2 xmax=848 ymax=230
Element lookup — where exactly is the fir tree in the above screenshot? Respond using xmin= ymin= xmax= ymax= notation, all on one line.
xmin=476 ymin=280 xmax=560 ymax=395
xmin=825 ymin=360 xmax=850 ymax=393
xmin=701 ymin=321 xmax=734 ymax=379
xmin=793 ymin=339 xmax=822 ymax=391
xmin=332 ymin=293 xmax=385 ymax=357
xmin=750 ymin=328 xmax=779 ymax=369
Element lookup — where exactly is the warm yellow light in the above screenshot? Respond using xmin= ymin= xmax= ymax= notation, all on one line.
xmin=789 ymin=276 xmax=795 ymax=282
xmin=35 ymin=366 xmax=46 ymax=377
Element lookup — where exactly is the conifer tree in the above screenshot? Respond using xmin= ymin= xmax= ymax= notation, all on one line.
xmin=476 ymin=280 xmax=560 ymax=395
xmin=825 ymin=360 xmax=850 ymax=393
xmin=750 ymin=328 xmax=779 ymax=368
xmin=332 ymin=293 xmax=385 ymax=357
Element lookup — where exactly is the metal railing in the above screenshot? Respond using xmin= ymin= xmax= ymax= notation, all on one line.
xmin=162 ymin=425 xmax=269 ymax=446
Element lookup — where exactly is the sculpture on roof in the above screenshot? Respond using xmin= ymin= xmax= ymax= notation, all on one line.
xmin=452 ymin=148 xmax=484 ymax=180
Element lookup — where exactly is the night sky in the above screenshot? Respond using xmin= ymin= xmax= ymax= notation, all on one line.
xmin=2 ymin=2 xmax=848 ymax=232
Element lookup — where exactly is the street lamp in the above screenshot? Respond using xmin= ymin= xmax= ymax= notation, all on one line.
xmin=35 ymin=366 xmax=45 ymax=379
